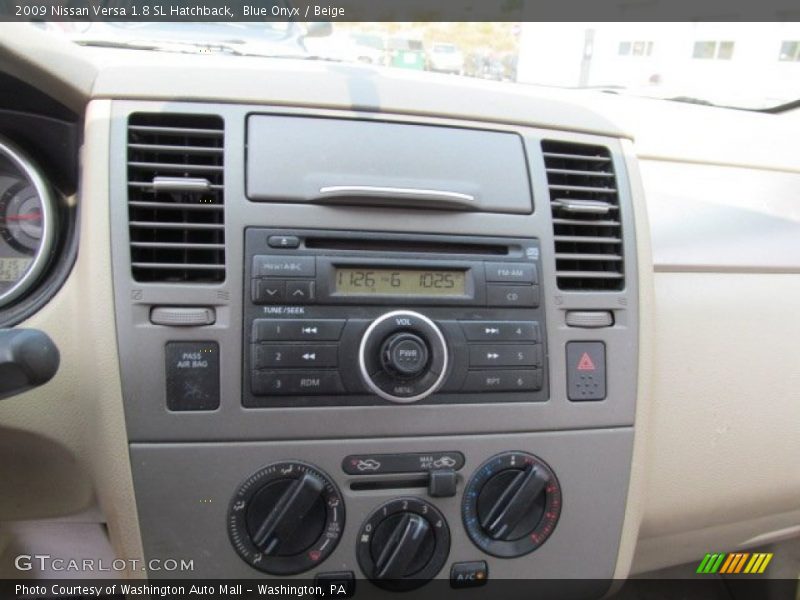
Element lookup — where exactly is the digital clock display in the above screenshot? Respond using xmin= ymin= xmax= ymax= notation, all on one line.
xmin=334 ymin=267 xmax=467 ymax=296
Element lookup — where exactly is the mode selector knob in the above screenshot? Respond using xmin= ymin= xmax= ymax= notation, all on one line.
xmin=227 ymin=461 xmax=345 ymax=575
xmin=359 ymin=311 xmax=448 ymax=404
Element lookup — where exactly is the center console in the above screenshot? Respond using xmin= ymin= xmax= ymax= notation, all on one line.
xmin=110 ymin=102 xmax=640 ymax=597
xmin=243 ymin=230 xmax=547 ymax=407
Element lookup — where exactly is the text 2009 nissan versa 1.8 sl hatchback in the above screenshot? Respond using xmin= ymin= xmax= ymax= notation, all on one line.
xmin=0 ymin=14 xmax=799 ymax=600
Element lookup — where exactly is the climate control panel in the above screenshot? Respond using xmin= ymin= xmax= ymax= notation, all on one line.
xmin=224 ymin=451 xmax=564 ymax=590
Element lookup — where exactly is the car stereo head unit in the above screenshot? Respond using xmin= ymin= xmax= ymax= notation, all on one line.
xmin=243 ymin=229 xmax=548 ymax=407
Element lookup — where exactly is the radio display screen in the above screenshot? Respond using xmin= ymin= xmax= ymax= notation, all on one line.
xmin=334 ymin=267 xmax=467 ymax=296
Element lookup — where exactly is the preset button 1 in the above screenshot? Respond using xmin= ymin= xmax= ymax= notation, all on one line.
xmin=251 ymin=319 xmax=346 ymax=342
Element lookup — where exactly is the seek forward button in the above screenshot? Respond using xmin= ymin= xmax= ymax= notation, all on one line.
xmin=469 ymin=344 xmax=542 ymax=367
xmin=286 ymin=280 xmax=315 ymax=303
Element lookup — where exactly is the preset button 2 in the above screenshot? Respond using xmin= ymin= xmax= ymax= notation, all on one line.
xmin=253 ymin=344 xmax=338 ymax=369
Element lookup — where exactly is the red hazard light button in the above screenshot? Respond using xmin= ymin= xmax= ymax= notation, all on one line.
xmin=566 ymin=342 xmax=606 ymax=401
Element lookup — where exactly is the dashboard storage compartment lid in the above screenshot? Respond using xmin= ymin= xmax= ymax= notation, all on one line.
xmin=246 ymin=116 xmax=532 ymax=214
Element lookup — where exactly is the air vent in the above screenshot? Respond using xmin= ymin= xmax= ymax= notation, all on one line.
xmin=542 ymin=140 xmax=623 ymax=291
xmin=127 ymin=113 xmax=225 ymax=283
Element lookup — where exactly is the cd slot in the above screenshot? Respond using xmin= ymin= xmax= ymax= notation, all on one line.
xmin=305 ymin=237 xmax=508 ymax=256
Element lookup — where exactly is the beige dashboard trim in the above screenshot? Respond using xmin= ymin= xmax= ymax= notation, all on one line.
xmin=0 ymin=99 xmax=144 ymax=575
xmin=611 ymin=139 xmax=654 ymax=583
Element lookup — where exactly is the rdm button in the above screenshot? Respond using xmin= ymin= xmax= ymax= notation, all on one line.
xmin=165 ymin=342 xmax=220 ymax=411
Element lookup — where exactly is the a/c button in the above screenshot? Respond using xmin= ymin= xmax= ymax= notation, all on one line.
xmin=450 ymin=561 xmax=488 ymax=588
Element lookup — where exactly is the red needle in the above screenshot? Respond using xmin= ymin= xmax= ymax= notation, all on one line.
xmin=1 ymin=212 xmax=41 ymax=222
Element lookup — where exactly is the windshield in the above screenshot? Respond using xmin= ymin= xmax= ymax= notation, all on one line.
xmin=40 ymin=21 xmax=800 ymax=110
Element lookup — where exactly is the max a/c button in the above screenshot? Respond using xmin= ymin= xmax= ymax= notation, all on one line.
xmin=450 ymin=561 xmax=488 ymax=588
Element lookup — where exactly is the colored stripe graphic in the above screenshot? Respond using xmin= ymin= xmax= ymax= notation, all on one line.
xmin=697 ymin=553 xmax=726 ymax=574
xmin=700 ymin=552 xmax=774 ymax=574
xmin=733 ymin=553 xmax=749 ymax=573
xmin=757 ymin=553 xmax=773 ymax=573
xmin=719 ymin=553 xmax=735 ymax=573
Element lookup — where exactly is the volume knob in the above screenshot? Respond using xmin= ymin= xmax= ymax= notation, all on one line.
xmin=359 ymin=311 xmax=448 ymax=403
xmin=381 ymin=332 xmax=429 ymax=377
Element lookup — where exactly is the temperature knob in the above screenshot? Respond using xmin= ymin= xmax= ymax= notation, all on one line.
xmin=227 ymin=461 xmax=344 ymax=575
xmin=462 ymin=452 xmax=561 ymax=558
xmin=357 ymin=497 xmax=450 ymax=591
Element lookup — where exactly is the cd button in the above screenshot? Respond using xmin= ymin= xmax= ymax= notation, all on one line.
xmin=486 ymin=284 xmax=539 ymax=307
xmin=469 ymin=344 xmax=542 ymax=367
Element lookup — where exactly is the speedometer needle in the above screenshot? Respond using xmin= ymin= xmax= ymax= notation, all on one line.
xmin=0 ymin=212 xmax=42 ymax=222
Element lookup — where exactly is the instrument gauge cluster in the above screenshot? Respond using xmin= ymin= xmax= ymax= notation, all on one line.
xmin=0 ymin=138 xmax=58 ymax=310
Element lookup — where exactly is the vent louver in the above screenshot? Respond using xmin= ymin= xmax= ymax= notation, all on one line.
xmin=542 ymin=140 xmax=623 ymax=291
xmin=127 ymin=113 xmax=225 ymax=283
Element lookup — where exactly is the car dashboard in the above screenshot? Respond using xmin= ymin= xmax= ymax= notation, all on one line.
xmin=0 ymin=24 xmax=799 ymax=597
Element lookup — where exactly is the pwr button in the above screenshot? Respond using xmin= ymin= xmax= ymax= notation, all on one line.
xmin=566 ymin=342 xmax=606 ymax=401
